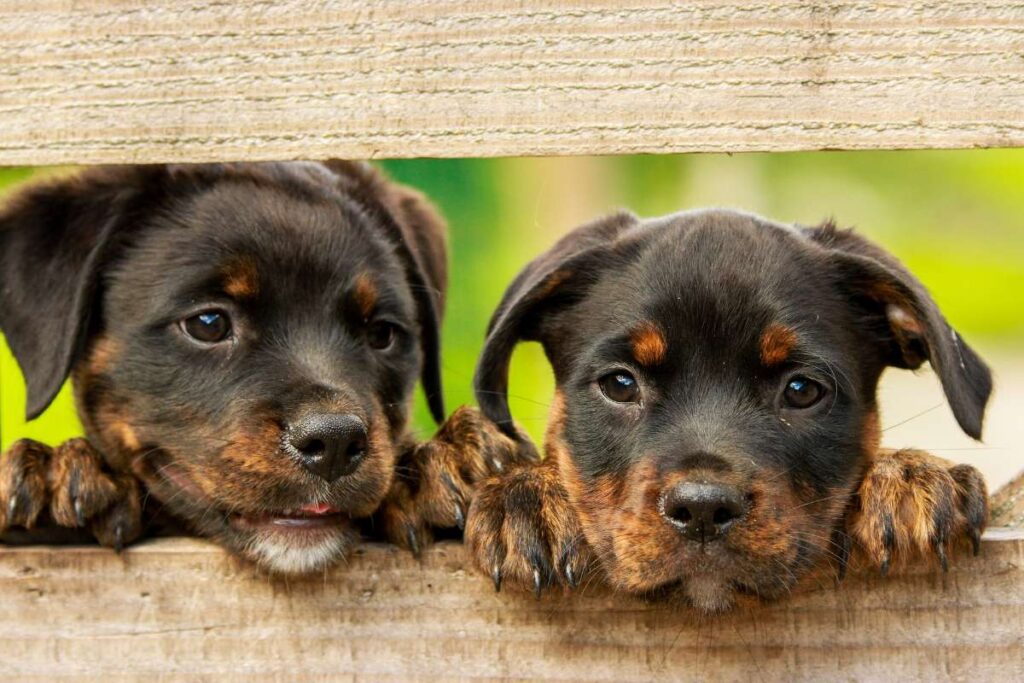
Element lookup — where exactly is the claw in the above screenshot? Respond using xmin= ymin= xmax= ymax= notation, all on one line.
xmin=491 ymin=566 xmax=502 ymax=593
xmin=8 ymin=493 xmax=18 ymax=520
xmin=453 ymin=503 xmax=465 ymax=531
xmin=935 ymin=541 xmax=949 ymax=573
xmin=533 ymin=567 xmax=543 ymax=600
xmin=114 ymin=525 xmax=124 ymax=553
xmin=74 ymin=498 xmax=85 ymax=526
xmin=969 ymin=527 xmax=982 ymax=556
xmin=833 ymin=530 xmax=851 ymax=581
xmin=406 ymin=526 xmax=420 ymax=558
xmin=564 ymin=562 xmax=577 ymax=589
xmin=880 ymin=513 xmax=894 ymax=577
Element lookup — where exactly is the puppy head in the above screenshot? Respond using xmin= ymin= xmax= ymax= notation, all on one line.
xmin=476 ymin=209 xmax=991 ymax=611
xmin=0 ymin=161 xmax=447 ymax=573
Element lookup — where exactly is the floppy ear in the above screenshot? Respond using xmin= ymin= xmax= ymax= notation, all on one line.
xmin=474 ymin=211 xmax=640 ymax=437
xmin=0 ymin=167 xmax=161 ymax=420
xmin=324 ymin=160 xmax=449 ymax=423
xmin=807 ymin=223 xmax=992 ymax=440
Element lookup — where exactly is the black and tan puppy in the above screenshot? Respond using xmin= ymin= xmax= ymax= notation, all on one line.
xmin=467 ymin=208 xmax=991 ymax=612
xmin=0 ymin=161 xmax=517 ymax=573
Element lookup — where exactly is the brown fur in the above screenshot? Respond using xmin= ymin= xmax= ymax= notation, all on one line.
xmin=630 ymin=321 xmax=668 ymax=366
xmin=848 ymin=448 xmax=989 ymax=573
xmin=47 ymin=438 xmax=119 ymax=527
xmin=0 ymin=440 xmax=50 ymax=529
xmin=379 ymin=406 xmax=528 ymax=555
xmin=351 ymin=272 xmax=378 ymax=319
xmin=222 ymin=256 xmax=260 ymax=299
xmin=759 ymin=323 xmax=797 ymax=367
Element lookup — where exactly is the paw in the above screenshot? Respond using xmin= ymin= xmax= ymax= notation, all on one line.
xmin=0 ymin=439 xmax=50 ymax=529
xmin=465 ymin=463 xmax=592 ymax=597
xmin=847 ymin=448 xmax=988 ymax=575
xmin=379 ymin=406 xmax=534 ymax=555
xmin=0 ymin=438 xmax=143 ymax=550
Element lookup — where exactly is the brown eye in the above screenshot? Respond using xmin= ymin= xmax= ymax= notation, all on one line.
xmin=782 ymin=376 xmax=825 ymax=409
xmin=599 ymin=371 xmax=641 ymax=403
xmin=366 ymin=321 xmax=396 ymax=350
xmin=181 ymin=310 xmax=232 ymax=344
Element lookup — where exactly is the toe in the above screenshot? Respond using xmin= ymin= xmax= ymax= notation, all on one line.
xmin=0 ymin=440 xmax=51 ymax=529
xmin=48 ymin=439 xmax=118 ymax=528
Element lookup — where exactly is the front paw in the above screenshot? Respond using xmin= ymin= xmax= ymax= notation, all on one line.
xmin=0 ymin=438 xmax=143 ymax=550
xmin=847 ymin=448 xmax=988 ymax=575
xmin=378 ymin=406 xmax=534 ymax=554
xmin=465 ymin=463 xmax=591 ymax=597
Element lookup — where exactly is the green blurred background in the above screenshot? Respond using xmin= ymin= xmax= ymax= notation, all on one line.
xmin=2 ymin=151 xmax=1023 ymax=454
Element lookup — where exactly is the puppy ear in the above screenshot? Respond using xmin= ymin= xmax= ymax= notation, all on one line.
xmin=0 ymin=167 xmax=158 ymax=420
xmin=325 ymin=160 xmax=449 ymax=423
xmin=808 ymin=223 xmax=992 ymax=440
xmin=474 ymin=211 xmax=640 ymax=437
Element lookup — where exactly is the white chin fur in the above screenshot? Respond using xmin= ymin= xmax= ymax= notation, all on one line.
xmin=683 ymin=574 xmax=735 ymax=613
xmin=242 ymin=532 xmax=354 ymax=575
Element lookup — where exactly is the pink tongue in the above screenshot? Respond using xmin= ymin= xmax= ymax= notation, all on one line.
xmin=299 ymin=503 xmax=334 ymax=515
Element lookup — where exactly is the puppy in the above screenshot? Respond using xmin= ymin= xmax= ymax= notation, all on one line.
xmin=0 ymin=161 xmax=516 ymax=573
xmin=466 ymin=208 xmax=991 ymax=612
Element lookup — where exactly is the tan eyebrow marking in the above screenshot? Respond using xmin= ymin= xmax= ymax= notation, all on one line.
xmin=222 ymin=257 xmax=260 ymax=299
xmin=760 ymin=323 xmax=798 ymax=367
xmin=630 ymin=321 xmax=668 ymax=366
xmin=352 ymin=272 xmax=378 ymax=319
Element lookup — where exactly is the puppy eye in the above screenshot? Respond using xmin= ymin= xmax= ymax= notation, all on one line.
xmin=599 ymin=371 xmax=641 ymax=403
xmin=366 ymin=321 xmax=396 ymax=350
xmin=181 ymin=310 xmax=232 ymax=344
xmin=782 ymin=376 xmax=825 ymax=409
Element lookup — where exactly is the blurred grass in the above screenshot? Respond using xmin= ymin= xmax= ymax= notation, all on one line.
xmin=2 ymin=150 xmax=1023 ymax=450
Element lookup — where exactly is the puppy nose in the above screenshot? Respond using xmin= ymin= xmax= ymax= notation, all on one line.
xmin=661 ymin=481 xmax=747 ymax=543
xmin=286 ymin=414 xmax=368 ymax=481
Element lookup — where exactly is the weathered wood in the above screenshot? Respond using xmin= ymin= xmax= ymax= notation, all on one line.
xmin=993 ymin=470 xmax=1024 ymax=528
xmin=1 ymin=1 xmax=1023 ymax=165
xmin=0 ymin=531 xmax=1021 ymax=681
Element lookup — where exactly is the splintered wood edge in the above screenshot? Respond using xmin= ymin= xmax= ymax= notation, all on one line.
xmin=1 ymin=1 xmax=1023 ymax=164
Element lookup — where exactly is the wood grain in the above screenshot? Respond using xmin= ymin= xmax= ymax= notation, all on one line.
xmin=0 ymin=531 xmax=1021 ymax=681
xmin=1 ymin=1 xmax=1023 ymax=164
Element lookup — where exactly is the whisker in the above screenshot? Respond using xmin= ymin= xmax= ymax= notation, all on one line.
xmin=883 ymin=403 xmax=944 ymax=432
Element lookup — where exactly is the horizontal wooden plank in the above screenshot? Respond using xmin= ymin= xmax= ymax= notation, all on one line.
xmin=0 ymin=530 xmax=1022 ymax=681
xmin=1 ymin=1 xmax=1023 ymax=164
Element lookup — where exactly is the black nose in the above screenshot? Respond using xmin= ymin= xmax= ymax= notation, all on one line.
xmin=286 ymin=414 xmax=368 ymax=481
xmin=661 ymin=482 xmax=747 ymax=543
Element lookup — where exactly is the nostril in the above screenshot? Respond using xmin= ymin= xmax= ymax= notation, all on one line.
xmin=301 ymin=439 xmax=326 ymax=456
xmin=712 ymin=506 xmax=736 ymax=526
xmin=666 ymin=504 xmax=692 ymax=524
xmin=346 ymin=434 xmax=367 ymax=460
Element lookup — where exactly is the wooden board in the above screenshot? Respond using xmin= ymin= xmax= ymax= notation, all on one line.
xmin=1 ymin=530 xmax=1022 ymax=681
xmin=1 ymin=1 xmax=1023 ymax=165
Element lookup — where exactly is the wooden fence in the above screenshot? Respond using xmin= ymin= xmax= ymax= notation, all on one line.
xmin=1 ymin=2 xmax=1022 ymax=680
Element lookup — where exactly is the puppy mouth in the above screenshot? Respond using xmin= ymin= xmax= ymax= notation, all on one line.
xmin=228 ymin=503 xmax=349 ymax=531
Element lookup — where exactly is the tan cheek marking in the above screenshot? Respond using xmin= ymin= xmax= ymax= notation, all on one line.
xmin=759 ymin=323 xmax=798 ymax=367
xmin=544 ymin=389 xmax=567 ymax=448
xmin=629 ymin=321 xmax=667 ymax=366
xmin=223 ymin=257 xmax=260 ymax=298
xmin=111 ymin=421 xmax=141 ymax=452
xmin=87 ymin=336 xmax=121 ymax=375
xmin=352 ymin=272 xmax=378 ymax=319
